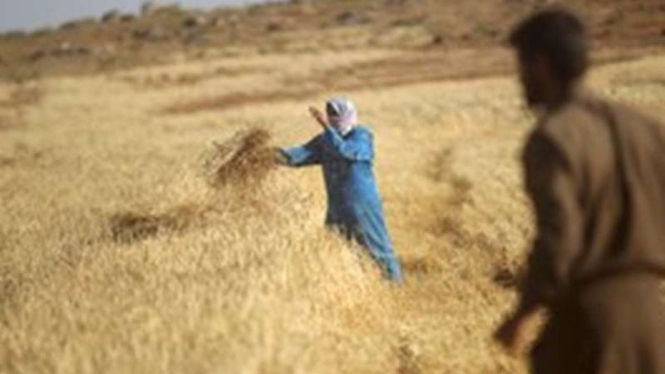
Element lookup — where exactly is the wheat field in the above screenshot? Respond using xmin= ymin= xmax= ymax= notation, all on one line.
xmin=1 ymin=48 xmax=664 ymax=374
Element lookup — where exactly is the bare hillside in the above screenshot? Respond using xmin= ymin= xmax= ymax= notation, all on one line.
xmin=1 ymin=0 xmax=664 ymax=82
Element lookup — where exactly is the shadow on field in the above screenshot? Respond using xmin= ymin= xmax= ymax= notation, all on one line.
xmin=110 ymin=203 xmax=207 ymax=244
xmin=108 ymin=127 xmax=279 ymax=244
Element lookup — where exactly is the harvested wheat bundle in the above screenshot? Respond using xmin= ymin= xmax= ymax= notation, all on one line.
xmin=203 ymin=127 xmax=278 ymax=187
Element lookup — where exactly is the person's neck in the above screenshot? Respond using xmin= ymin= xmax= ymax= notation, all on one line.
xmin=338 ymin=124 xmax=355 ymax=136
xmin=543 ymin=82 xmax=580 ymax=113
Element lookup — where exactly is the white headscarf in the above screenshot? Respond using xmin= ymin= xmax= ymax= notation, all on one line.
xmin=326 ymin=97 xmax=358 ymax=135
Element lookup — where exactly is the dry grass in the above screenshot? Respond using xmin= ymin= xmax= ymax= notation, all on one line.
xmin=159 ymin=47 xmax=659 ymax=117
xmin=0 ymin=83 xmax=43 ymax=109
xmin=0 ymin=83 xmax=43 ymax=132
xmin=0 ymin=113 xmax=13 ymax=131
xmin=109 ymin=128 xmax=279 ymax=244
xmin=118 ymin=66 xmax=268 ymax=90
xmin=158 ymin=49 xmax=515 ymax=115
xmin=0 ymin=45 xmax=664 ymax=374
xmin=164 ymin=88 xmax=321 ymax=115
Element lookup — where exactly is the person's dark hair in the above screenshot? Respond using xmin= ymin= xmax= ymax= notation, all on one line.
xmin=509 ymin=9 xmax=589 ymax=82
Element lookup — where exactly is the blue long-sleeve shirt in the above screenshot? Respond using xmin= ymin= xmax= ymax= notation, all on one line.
xmin=280 ymin=125 xmax=403 ymax=282
xmin=281 ymin=126 xmax=383 ymax=226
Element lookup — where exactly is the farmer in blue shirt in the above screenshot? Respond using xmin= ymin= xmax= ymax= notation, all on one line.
xmin=279 ymin=97 xmax=403 ymax=284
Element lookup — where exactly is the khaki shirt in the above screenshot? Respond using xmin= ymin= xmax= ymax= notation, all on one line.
xmin=520 ymin=94 xmax=665 ymax=310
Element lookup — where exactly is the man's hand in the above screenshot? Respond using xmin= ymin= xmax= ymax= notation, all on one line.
xmin=272 ymin=148 xmax=288 ymax=166
xmin=494 ymin=310 xmax=538 ymax=357
xmin=309 ymin=106 xmax=327 ymax=128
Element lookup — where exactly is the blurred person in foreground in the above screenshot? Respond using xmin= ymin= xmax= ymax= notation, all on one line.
xmin=494 ymin=9 xmax=665 ymax=374
xmin=278 ymin=97 xmax=403 ymax=284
